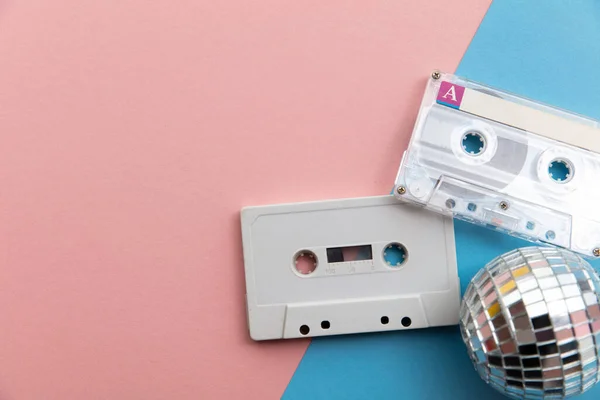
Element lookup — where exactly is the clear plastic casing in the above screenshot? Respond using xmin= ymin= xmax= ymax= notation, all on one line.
xmin=394 ymin=71 xmax=600 ymax=258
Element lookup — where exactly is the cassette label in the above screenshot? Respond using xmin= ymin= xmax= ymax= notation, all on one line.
xmin=437 ymin=81 xmax=465 ymax=108
xmin=240 ymin=195 xmax=460 ymax=340
xmin=394 ymin=71 xmax=600 ymax=258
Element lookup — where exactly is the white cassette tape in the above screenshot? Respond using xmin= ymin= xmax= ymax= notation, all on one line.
xmin=240 ymin=195 xmax=460 ymax=340
xmin=394 ymin=71 xmax=600 ymax=258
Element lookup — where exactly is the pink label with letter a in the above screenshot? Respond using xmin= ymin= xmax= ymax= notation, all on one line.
xmin=436 ymin=81 xmax=465 ymax=109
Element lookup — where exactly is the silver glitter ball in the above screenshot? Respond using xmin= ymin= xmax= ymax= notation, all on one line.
xmin=460 ymin=247 xmax=600 ymax=399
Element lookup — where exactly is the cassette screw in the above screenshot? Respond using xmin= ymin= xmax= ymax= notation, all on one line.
xmin=499 ymin=201 xmax=509 ymax=211
xmin=431 ymin=70 xmax=441 ymax=80
xmin=397 ymin=186 xmax=406 ymax=195
xmin=594 ymin=248 xmax=600 ymax=257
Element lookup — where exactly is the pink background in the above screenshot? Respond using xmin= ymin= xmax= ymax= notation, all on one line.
xmin=0 ymin=1 xmax=490 ymax=399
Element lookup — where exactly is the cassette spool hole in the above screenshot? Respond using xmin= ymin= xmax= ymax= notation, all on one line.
xmin=548 ymin=159 xmax=573 ymax=183
xmin=294 ymin=250 xmax=318 ymax=275
xmin=383 ymin=243 xmax=407 ymax=267
xmin=401 ymin=317 xmax=412 ymax=327
xmin=461 ymin=131 xmax=486 ymax=156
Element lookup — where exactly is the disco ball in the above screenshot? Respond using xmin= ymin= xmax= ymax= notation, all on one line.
xmin=460 ymin=247 xmax=600 ymax=399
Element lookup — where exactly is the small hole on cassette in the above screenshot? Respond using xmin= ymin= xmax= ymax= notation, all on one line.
xmin=548 ymin=159 xmax=573 ymax=183
xmin=294 ymin=250 xmax=318 ymax=275
xmin=401 ymin=317 xmax=412 ymax=327
xmin=461 ymin=131 xmax=486 ymax=156
xmin=445 ymin=199 xmax=456 ymax=209
xmin=381 ymin=316 xmax=389 ymax=325
xmin=299 ymin=325 xmax=310 ymax=335
xmin=321 ymin=321 xmax=330 ymax=330
xmin=382 ymin=243 xmax=407 ymax=267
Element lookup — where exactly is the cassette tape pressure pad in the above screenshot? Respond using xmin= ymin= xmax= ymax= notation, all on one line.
xmin=394 ymin=71 xmax=600 ymax=259
xmin=240 ymin=195 xmax=459 ymax=340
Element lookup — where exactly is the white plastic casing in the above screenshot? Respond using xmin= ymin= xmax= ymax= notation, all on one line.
xmin=240 ymin=195 xmax=460 ymax=341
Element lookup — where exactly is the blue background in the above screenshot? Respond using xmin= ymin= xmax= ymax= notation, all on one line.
xmin=283 ymin=1 xmax=600 ymax=399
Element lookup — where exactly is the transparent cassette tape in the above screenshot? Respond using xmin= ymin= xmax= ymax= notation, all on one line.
xmin=394 ymin=71 xmax=600 ymax=258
